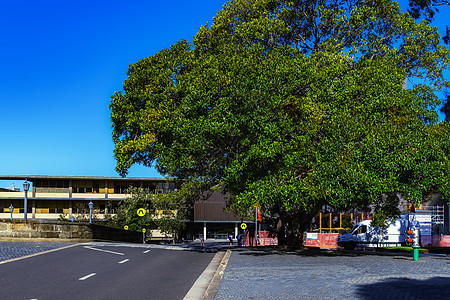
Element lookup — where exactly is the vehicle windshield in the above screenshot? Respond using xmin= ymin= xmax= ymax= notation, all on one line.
xmin=351 ymin=225 xmax=359 ymax=233
xmin=351 ymin=224 xmax=368 ymax=234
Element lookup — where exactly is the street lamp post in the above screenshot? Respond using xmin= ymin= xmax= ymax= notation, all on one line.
xmin=9 ymin=204 xmax=14 ymax=220
xmin=89 ymin=201 xmax=94 ymax=224
xmin=23 ymin=180 xmax=30 ymax=220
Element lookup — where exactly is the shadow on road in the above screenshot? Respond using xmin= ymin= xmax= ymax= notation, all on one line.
xmin=233 ymin=246 xmax=416 ymax=258
xmin=355 ymin=277 xmax=450 ymax=299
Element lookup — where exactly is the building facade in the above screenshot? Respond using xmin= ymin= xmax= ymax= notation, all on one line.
xmin=193 ymin=191 xmax=246 ymax=240
xmin=0 ymin=175 xmax=177 ymax=220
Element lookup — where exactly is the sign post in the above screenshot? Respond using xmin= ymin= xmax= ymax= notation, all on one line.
xmin=137 ymin=208 xmax=146 ymax=244
xmin=255 ymin=205 xmax=258 ymax=247
xmin=255 ymin=203 xmax=262 ymax=246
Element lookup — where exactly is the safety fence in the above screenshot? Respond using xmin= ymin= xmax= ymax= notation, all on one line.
xmin=242 ymin=230 xmax=278 ymax=246
xmin=304 ymin=232 xmax=340 ymax=249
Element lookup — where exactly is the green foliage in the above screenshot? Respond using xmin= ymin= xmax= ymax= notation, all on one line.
xmin=109 ymin=187 xmax=156 ymax=232
xmin=339 ymin=217 xmax=354 ymax=234
xmin=370 ymin=194 xmax=402 ymax=228
xmin=151 ymin=185 xmax=193 ymax=236
xmin=58 ymin=213 xmax=68 ymax=221
xmin=110 ymin=0 xmax=450 ymax=245
xmin=407 ymin=0 xmax=449 ymax=47
xmin=108 ymin=186 xmax=191 ymax=237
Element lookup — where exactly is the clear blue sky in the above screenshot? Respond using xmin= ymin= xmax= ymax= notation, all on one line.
xmin=0 ymin=1 xmax=449 ymax=187
xmin=0 ymin=0 xmax=226 ymax=184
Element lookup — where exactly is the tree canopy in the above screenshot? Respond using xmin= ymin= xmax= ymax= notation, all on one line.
xmin=110 ymin=0 xmax=450 ymax=245
xmin=408 ymin=0 xmax=449 ymax=40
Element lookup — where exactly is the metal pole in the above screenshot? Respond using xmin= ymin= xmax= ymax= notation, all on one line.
xmin=255 ymin=204 xmax=258 ymax=247
xmin=141 ymin=217 xmax=144 ymax=244
xmin=24 ymin=190 xmax=28 ymax=220
xmin=23 ymin=180 xmax=30 ymax=220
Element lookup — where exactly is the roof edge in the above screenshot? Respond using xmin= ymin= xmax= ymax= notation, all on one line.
xmin=0 ymin=175 xmax=171 ymax=181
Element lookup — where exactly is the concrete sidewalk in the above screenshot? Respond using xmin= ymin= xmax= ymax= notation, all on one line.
xmin=0 ymin=241 xmax=75 ymax=262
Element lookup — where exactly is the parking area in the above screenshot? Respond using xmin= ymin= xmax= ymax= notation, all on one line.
xmin=215 ymin=248 xmax=450 ymax=299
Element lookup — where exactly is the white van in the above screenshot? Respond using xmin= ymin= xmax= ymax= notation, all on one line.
xmin=337 ymin=218 xmax=410 ymax=250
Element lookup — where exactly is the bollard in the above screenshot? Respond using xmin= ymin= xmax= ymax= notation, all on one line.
xmin=413 ymin=246 xmax=419 ymax=261
xmin=413 ymin=226 xmax=420 ymax=261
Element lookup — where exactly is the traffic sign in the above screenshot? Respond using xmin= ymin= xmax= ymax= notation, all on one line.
xmin=142 ymin=228 xmax=146 ymax=233
xmin=137 ymin=208 xmax=146 ymax=216
xmin=241 ymin=223 xmax=247 ymax=230
xmin=124 ymin=225 xmax=129 ymax=230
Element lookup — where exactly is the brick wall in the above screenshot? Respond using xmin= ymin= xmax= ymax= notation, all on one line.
xmin=0 ymin=220 xmax=141 ymax=243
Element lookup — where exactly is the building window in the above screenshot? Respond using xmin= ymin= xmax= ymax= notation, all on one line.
xmin=73 ymin=181 xmax=95 ymax=193
xmin=113 ymin=182 xmax=140 ymax=194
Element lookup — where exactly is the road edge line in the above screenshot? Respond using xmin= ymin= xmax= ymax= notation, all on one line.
xmin=0 ymin=243 xmax=80 ymax=265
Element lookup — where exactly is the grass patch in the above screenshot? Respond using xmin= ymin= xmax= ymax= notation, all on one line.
xmin=384 ymin=246 xmax=427 ymax=252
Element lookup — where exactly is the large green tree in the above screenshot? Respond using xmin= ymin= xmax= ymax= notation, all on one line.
xmin=110 ymin=0 xmax=450 ymax=245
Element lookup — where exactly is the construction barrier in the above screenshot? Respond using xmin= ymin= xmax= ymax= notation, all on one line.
xmin=242 ymin=231 xmax=278 ymax=246
xmin=258 ymin=231 xmax=278 ymax=246
xmin=304 ymin=232 xmax=340 ymax=249
xmin=305 ymin=232 xmax=450 ymax=248
xmin=426 ymin=235 xmax=450 ymax=247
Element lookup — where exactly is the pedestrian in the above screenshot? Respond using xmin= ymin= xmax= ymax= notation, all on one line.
xmin=237 ymin=233 xmax=241 ymax=247
xmin=228 ymin=234 xmax=233 ymax=246
xmin=200 ymin=234 xmax=205 ymax=246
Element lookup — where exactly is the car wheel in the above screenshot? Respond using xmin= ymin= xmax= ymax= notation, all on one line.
xmin=344 ymin=242 xmax=356 ymax=251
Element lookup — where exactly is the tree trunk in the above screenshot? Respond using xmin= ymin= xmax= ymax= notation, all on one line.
xmin=277 ymin=206 xmax=322 ymax=247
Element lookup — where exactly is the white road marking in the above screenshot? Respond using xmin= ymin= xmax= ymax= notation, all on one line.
xmin=83 ymin=246 xmax=124 ymax=256
xmin=143 ymin=250 xmax=151 ymax=253
xmin=118 ymin=259 xmax=130 ymax=264
xmin=79 ymin=273 xmax=96 ymax=281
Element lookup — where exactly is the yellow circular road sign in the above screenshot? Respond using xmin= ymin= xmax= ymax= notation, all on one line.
xmin=241 ymin=223 xmax=247 ymax=230
xmin=142 ymin=228 xmax=146 ymax=233
xmin=124 ymin=225 xmax=129 ymax=230
xmin=137 ymin=208 xmax=146 ymax=217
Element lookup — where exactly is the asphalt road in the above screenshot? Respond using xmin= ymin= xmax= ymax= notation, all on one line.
xmin=0 ymin=243 xmax=215 ymax=300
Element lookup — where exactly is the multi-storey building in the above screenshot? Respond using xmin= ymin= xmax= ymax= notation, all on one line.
xmin=0 ymin=175 xmax=257 ymax=241
xmin=0 ymin=175 xmax=177 ymax=220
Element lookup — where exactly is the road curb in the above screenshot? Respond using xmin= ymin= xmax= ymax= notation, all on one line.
xmin=203 ymin=249 xmax=231 ymax=300
xmin=184 ymin=249 xmax=231 ymax=300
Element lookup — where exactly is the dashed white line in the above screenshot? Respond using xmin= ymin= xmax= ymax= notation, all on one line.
xmin=143 ymin=250 xmax=151 ymax=253
xmin=118 ymin=259 xmax=130 ymax=264
xmin=83 ymin=246 xmax=124 ymax=256
xmin=79 ymin=273 xmax=96 ymax=281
